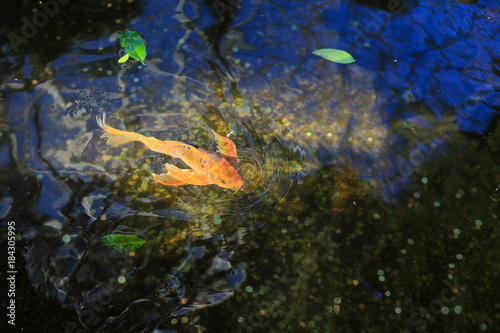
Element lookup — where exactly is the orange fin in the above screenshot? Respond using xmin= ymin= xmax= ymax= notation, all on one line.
xmin=165 ymin=163 xmax=212 ymax=185
xmin=212 ymin=130 xmax=237 ymax=158
xmin=152 ymin=173 xmax=187 ymax=186
xmin=96 ymin=113 xmax=141 ymax=147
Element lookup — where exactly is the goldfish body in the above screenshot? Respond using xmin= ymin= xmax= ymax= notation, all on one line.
xmin=96 ymin=114 xmax=244 ymax=190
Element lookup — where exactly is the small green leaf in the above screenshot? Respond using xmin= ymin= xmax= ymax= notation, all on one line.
xmin=119 ymin=31 xmax=147 ymax=65
xmin=102 ymin=234 xmax=146 ymax=253
xmin=118 ymin=53 xmax=130 ymax=64
xmin=403 ymin=121 xmax=414 ymax=129
xmin=312 ymin=48 xmax=356 ymax=64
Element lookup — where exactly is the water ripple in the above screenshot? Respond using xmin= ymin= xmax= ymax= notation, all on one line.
xmin=221 ymin=121 xmax=300 ymax=218
xmin=175 ymin=117 xmax=302 ymax=220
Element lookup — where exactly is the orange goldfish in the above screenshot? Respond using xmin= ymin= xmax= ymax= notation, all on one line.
xmin=96 ymin=114 xmax=244 ymax=191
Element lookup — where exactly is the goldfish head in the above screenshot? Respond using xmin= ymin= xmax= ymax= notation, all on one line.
xmin=208 ymin=159 xmax=245 ymax=190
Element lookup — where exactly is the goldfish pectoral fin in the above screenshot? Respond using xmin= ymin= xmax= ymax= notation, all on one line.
xmin=152 ymin=173 xmax=187 ymax=186
xmin=165 ymin=164 xmax=213 ymax=186
xmin=212 ymin=130 xmax=238 ymax=158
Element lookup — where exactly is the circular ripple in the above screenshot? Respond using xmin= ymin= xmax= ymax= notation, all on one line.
xmin=172 ymin=117 xmax=301 ymax=220
xmin=206 ymin=119 xmax=302 ymax=219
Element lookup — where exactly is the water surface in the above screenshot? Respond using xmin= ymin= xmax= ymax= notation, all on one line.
xmin=1 ymin=0 xmax=499 ymax=332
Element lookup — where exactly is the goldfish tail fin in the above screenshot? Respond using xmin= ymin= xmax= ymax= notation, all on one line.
xmin=96 ymin=113 xmax=141 ymax=147
xmin=105 ymin=133 xmax=140 ymax=147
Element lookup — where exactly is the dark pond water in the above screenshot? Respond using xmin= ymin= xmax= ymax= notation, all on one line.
xmin=1 ymin=0 xmax=499 ymax=332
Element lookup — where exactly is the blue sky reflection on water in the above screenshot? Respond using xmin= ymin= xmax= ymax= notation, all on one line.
xmin=0 ymin=0 xmax=499 ymax=332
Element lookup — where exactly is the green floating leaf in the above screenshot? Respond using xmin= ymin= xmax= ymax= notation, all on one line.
xmin=102 ymin=234 xmax=146 ymax=253
xmin=118 ymin=53 xmax=130 ymax=64
xmin=119 ymin=31 xmax=147 ymax=65
xmin=312 ymin=48 xmax=356 ymax=64
xmin=403 ymin=121 xmax=414 ymax=129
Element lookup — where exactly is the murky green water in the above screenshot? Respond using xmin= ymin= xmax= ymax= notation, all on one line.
xmin=1 ymin=0 xmax=499 ymax=332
